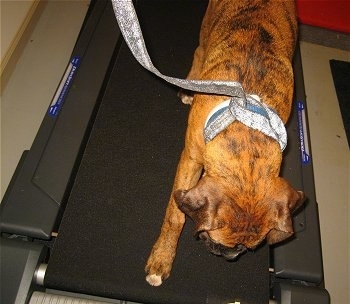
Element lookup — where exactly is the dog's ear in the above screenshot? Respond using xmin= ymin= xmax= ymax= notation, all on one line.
xmin=174 ymin=185 xmax=224 ymax=233
xmin=266 ymin=180 xmax=305 ymax=245
xmin=174 ymin=189 xmax=206 ymax=213
xmin=174 ymin=176 xmax=220 ymax=214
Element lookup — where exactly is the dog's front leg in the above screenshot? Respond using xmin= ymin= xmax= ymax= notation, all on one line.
xmin=145 ymin=148 xmax=203 ymax=286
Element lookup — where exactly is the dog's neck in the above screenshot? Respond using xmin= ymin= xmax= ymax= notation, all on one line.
xmin=203 ymin=94 xmax=287 ymax=150
xmin=204 ymin=126 xmax=282 ymax=201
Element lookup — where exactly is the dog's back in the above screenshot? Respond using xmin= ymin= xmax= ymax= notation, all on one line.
xmin=189 ymin=0 xmax=297 ymax=123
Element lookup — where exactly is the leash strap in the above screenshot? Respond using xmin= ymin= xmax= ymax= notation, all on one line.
xmin=111 ymin=0 xmax=245 ymax=98
xmin=110 ymin=0 xmax=287 ymax=150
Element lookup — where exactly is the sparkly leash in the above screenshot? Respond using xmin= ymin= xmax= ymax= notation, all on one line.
xmin=110 ymin=0 xmax=287 ymax=150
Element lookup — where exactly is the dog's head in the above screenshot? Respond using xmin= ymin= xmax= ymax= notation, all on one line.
xmin=174 ymin=176 xmax=305 ymax=260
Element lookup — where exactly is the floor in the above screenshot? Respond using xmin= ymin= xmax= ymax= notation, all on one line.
xmin=1 ymin=2 xmax=349 ymax=304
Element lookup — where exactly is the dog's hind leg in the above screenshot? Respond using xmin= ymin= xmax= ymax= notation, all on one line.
xmin=178 ymin=41 xmax=206 ymax=105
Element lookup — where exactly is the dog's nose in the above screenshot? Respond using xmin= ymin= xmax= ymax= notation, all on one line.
xmin=222 ymin=244 xmax=247 ymax=261
xmin=197 ymin=231 xmax=247 ymax=260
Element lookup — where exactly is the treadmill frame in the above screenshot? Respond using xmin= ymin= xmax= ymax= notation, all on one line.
xmin=0 ymin=0 xmax=330 ymax=303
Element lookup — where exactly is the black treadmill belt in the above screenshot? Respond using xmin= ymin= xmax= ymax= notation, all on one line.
xmin=45 ymin=1 xmax=269 ymax=303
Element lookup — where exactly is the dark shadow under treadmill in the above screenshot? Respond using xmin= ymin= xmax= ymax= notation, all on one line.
xmin=42 ymin=1 xmax=313 ymax=303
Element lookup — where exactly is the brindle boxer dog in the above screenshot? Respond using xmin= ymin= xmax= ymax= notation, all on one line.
xmin=145 ymin=0 xmax=305 ymax=286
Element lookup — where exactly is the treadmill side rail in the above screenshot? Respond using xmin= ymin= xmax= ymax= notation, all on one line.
xmin=273 ymin=282 xmax=330 ymax=304
xmin=0 ymin=238 xmax=48 ymax=304
xmin=0 ymin=0 xmax=120 ymax=240
xmin=272 ymin=47 xmax=325 ymax=285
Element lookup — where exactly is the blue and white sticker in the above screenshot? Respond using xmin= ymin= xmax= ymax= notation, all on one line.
xmin=297 ymin=101 xmax=311 ymax=164
xmin=48 ymin=57 xmax=80 ymax=117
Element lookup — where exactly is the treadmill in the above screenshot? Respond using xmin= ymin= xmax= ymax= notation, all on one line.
xmin=0 ymin=1 xmax=330 ymax=303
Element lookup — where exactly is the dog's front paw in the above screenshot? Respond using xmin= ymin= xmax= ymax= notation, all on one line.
xmin=146 ymin=274 xmax=163 ymax=286
xmin=145 ymin=247 xmax=174 ymax=286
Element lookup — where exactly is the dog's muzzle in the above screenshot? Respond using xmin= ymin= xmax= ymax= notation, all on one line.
xmin=197 ymin=231 xmax=247 ymax=261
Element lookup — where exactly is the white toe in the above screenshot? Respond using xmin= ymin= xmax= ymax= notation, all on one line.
xmin=146 ymin=274 xmax=163 ymax=286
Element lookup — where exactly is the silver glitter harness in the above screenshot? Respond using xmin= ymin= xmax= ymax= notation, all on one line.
xmin=110 ymin=0 xmax=287 ymax=150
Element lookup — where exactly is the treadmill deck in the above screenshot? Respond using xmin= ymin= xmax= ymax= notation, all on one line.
xmin=44 ymin=1 xmax=269 ymax=303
